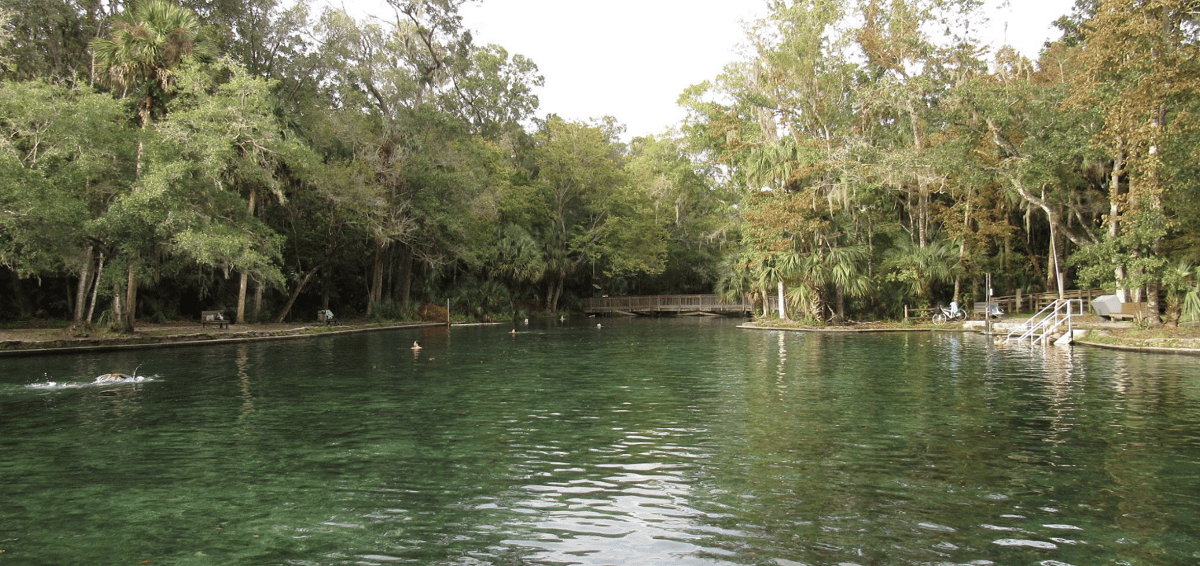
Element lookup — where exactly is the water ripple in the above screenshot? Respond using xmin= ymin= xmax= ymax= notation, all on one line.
xmin=3 ymin=322 xmax=1200 ymax=565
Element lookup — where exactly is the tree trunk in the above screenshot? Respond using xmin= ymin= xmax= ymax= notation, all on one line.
xmin=546 ymin=277 xmax=558 ymax=313
xmin=275 ymin=267 xmax=319 ymax=323
xmin=954 ymin=201 xmax=969 ymax=304
xmin=396 ymin=243 xmax=413 ymax=306
xmin=1147 ymin=279 xmax=1162 ymax=327
xmin=368 ymin=238 xmax=386 ymax=317
xmin=384 ymin=247 xmax=395 ymax=303
xmin=322 ymin=261 xmax=333 ymax=316
xmin=555 ymin=275 xmax=565 ymax=312
xmin=546 ymin=271 xmax=566 ymax=313
xmin=86 ymin=252 xmax=105 ymax=325
xmin=1049 ymin=222 xmax=1064 ymax=298
xmin=236 ymin=270 xmax=249 ymax=324
xmin=7 ymin=269 xmax=32 ymax=318
xmin=918 ymin=189 xmax=930 ymax=249
xmin=121 ymin=261 xmax=137 ymax=333
xmin=1046 ymin=230 xmax=1058 ymax=294
xmin=908 ymin=103 xmax=929 ymax=250
xmin=253 ymin=278 xmax=263 ymax=321
xmin=834 ymin=285 xmax=846 ymax=324
xmin=112 ymin=282 xmax=123 ymax=330
xmin=1110 ymin=149 xmax=1129 ymax=302
xmin=1145 ymin=226 xmax=1165 ymax=326
xmin=73 ymin=245 xmax=94 ymax=327
xmin=236 ymin=187 xmax=259 ymax=325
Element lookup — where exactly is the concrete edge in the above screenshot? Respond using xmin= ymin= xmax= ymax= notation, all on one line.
xmin=1073 ymin=338 xmax=1200 ymax=356
xmin=738 ymin=323 xmax=950 ymax=333
xmin=739 ymin=322 xmax=1200 ymax=355
xmin=0 ymin=322 xmax=446 ymax=358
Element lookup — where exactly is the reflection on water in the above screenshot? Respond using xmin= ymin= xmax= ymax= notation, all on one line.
xmin=1 ymin=320 xmax=1199 ymax=565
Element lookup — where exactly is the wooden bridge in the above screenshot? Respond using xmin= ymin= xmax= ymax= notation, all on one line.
xmin=583 ymin=294 xmax=755 ymax=316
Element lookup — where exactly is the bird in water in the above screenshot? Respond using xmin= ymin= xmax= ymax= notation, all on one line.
xmin=411 ymin=341 xmax=422 ymax=350
xmin=596 ymin=323 xmax=602 ymax=329
xmin=510 ymin=328 xmax=518 ymax=335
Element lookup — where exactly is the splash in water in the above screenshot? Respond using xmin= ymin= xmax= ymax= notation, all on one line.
xmin=26 ymin=372 xmax=154 ymax=390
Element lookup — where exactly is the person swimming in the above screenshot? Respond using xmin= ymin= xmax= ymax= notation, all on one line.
xmin=94 ymin=373 xmax=132 ymax=384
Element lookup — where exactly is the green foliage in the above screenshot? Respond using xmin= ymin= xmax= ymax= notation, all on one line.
xmin=91 ymin=0 xmax=211 ymax=128
xmin=450 ymin=278 xmax=512 ymax=321
xmin=490 ymin=223 xmax=545 ymax=284
xmin=12 ymin=0 xmax=1200 ymax=329
xmin=1159 ymin=261 xmax=1200 ymax=325
xmin=882 ymin=238 xmax=963 ymax=306
xmin=370 ymin=297 xmax=414 ymax=322
xmin=0 ymin=80 xmax=134 ymax=277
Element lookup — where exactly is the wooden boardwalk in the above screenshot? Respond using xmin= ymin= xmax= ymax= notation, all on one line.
xmin=584 ymin=294 xmax=754 ymax=316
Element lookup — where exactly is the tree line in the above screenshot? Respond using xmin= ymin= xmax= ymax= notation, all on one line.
xmin=2 ymin=0 xmax=1199 ymax=330
xmin=687 ymin=0 xmax=1200 ymax=326
xmin=0 ymin=0 xmax=728 ymax=330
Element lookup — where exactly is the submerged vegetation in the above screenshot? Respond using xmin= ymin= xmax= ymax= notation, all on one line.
xmin=2 ymin=0 xmax=1199 ymax=331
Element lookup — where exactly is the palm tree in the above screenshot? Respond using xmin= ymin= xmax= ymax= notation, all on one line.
xmin=743 ymin=137 xmax=800 ymax=192
xmin=882 ymin=238 xmax=962 ymax=307
xmin=91 ymin=0 xmax=203 ymax=332
xmin=495 ymin=224 xmax=545 ymax=280
xmin=795 ymin=243 xmax=873 ymax=323
xmin=753 ymin=251 xmax=800 ymax=320
xmin=91 ymin=0 xmax=203 ymax=139
xmin=486 ymin=224 xmax=546 ymax=312
xmin=714 ymin=252 xmax=759 ymax=315
xmin=1162 ymin=261 xmax=1200 ymax=327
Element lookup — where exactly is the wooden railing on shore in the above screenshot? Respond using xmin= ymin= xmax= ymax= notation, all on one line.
xmin=588 ymin=289 xmax=1109 ymax=319
xmin=584 ymin=294 xmax=754 ymax=315
xmin=988 ymin=289 xmax=1106 ymax=315
xmin=905 ymin=289 xmax=1108 ymax=320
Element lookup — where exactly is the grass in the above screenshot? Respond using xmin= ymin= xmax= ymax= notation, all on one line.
xmin=1082 ymin=324 xmax=1200 ymax=350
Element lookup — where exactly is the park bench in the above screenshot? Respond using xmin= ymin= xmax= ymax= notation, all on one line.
xmin=973 ymin=302 xmax=1004 ymax=319
xmin=1092 ymin=295 xmax=1151 ymax=321
xmin=1105 ymin=302 xmax=1149 ymax=321
xmin=200 ymin=310 xmax=228 ymax=329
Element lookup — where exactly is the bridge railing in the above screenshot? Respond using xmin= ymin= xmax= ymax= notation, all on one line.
xmin=584 ymin=294 xmax=754 ymax=313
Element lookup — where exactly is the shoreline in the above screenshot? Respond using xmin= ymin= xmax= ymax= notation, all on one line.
xmin=0 ymin=321 xmax=448 ymax=357
xmin=4 ymin=317 xmax=1199 ymax=357
xmin=738 ymin=320 xmax=1200 ymax=355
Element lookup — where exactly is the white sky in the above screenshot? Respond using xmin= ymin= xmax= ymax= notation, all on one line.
xmin=340 ymin=0 xmax=1078 ymax=139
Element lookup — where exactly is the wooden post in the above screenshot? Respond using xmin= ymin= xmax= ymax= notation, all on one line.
xmin=985 ymin=273 xmax=992 ymax=336
xmin=777 ymin=281 xmax=787 ymax=320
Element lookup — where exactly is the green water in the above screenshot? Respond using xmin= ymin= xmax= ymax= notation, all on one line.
xmin=2 ymin=318 xmax=1199 ymax=565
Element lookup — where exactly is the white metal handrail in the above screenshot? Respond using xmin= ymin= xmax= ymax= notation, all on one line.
xmin=1006 ymin=298 xmax=1084 ymax=346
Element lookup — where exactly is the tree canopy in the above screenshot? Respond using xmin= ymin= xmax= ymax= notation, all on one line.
xmin=3 ymin=0 xmax=1199 ymax=328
